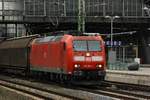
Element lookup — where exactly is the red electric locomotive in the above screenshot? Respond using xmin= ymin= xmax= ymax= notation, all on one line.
xmin=0 ymin=33 xmax=106 ymax=84
xmin=30 ymin=34 xmax=106 ymax=83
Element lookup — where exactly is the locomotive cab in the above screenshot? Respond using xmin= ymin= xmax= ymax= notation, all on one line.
xmin=64 ymin=35 xmax=106 ymax=81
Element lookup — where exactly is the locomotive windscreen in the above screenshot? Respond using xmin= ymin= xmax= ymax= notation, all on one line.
xmin=73 ymin=40 xmax=101 ymax=51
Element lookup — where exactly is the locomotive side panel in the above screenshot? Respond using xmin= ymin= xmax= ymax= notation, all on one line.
xmin=48 ymin=42 xmax=64 ymax=68
xmin=30 ymin=36 xmax=66 ymax=73
xmin=30 ymin=43 xmax=63 ymax=68
xmin=61 ymin=35 xmax=74 ymax=74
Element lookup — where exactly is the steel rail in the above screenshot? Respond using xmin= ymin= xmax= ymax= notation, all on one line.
xmin=0 ymin=78 xmax=82 ymax=100
xmin=103 ymin=81 xmax=150 ymax=92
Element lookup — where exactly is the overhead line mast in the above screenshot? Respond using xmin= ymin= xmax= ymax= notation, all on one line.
xmin=78 ymin=0 xmax=85 ymax=33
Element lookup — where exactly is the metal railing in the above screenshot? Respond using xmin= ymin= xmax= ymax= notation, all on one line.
xmin=107 ymin=46 xmax=139 ymax=70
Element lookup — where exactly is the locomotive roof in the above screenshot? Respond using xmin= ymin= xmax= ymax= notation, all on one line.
xmin=34 ymin=36 xmax=63 ymax=43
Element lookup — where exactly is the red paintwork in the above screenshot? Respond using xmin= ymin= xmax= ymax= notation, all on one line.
xmin=30 ymin=35 xmax=106 ymax=75
xmin=72 ymin=36 xmax=106 ymax=71
xmin=30 ymin=39 xmax=65 ymax=70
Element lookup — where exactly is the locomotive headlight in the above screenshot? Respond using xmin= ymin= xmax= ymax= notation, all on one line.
xmin=74 ymin=64 xmax=78 ymax=68
xmin=97 ymin=64 xmax=102 ymax=68
xmin=86 ymin=53 xmax=90 ymax=57
xmin=74 ymin=64 xmax=80 ymax=68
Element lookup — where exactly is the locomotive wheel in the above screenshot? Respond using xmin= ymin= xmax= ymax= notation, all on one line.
xmin=59 ymin=74 xmax=63 ymax=84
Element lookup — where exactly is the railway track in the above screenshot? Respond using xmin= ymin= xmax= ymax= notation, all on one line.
xmin=102 ymin=81 xmax=150 ymax=92
xmin=0 ymin=75 xmax=149 ymax=100
xmin=95 ymin=87 xmax=149 ymax=100
xmin=0 ymin=75 xmax=115 ymax=100
xmin=0 ymin=78 xmax=81 ymax=100
xmin=73 ymin=86 xmax=150 ymax=100
xmin=99 ymin=81 xmax=150 ymax=99
xmin=69 ymin=80 xmax=150 ymax=100
xmin=81 ymin=88 xmax=143 ymax=100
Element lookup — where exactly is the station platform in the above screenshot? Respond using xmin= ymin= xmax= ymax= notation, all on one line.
xmin=105 ymin=68 xmax=150 ymax=86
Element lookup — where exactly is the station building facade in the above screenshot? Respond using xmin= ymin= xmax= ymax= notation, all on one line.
xmin=0 ymin=0 xmax=150 ymax=64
